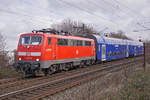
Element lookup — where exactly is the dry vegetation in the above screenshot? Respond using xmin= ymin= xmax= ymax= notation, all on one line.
xmin=0 ymin=66 xmax=20 ymax=79
xmin=109 ymin=30 xmax=132 ymax=40
xmin=51 ymin=19 xmax=95 ymax=34
xmin=99 ymin=65 xmax=150 ymax=100
xmin=42 ymin=63 xmax=143 ymax=100
xmin=0 ymin=33 xmax=20 ymax=79
xmin=42 ymin=64 xmax=150 ymax=100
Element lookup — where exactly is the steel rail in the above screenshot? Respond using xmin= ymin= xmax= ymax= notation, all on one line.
xmin=0 ymin=57 xmax=143 ymax=100
xmin=0 ymin=56 xmax=141 ymax=94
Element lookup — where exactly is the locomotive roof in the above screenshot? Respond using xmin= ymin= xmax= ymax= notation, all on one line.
xmin=20 ymin=33 xmax=143 ymax=46
xmin=20 ymin=33 xmax=44 ymax=36
xmin=20 ymin=33 xmax=94 ymax=41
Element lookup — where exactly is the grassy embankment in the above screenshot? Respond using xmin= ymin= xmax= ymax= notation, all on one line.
xmin=100 ymin=65 xmax=150 ymax=100
xmin=0 ymin=66 xmax=20 ymax=78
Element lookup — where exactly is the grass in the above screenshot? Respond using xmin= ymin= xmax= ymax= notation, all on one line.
xmin=119 ymin=68 xmax=150 ymax=100
xmin=0 ymin=66 xmax=20 ymax=78
xmin=100 ymin=66 xmax=150 ymax=100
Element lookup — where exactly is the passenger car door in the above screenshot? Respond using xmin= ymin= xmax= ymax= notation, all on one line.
xmin=102 ymin=44 xmax=106 ymax=61
xmin=126 ymin=45 xmax=129 ymax=57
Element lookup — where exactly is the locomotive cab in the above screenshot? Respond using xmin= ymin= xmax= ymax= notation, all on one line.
xmin=14 ymin=33 xmax=44 ymax=76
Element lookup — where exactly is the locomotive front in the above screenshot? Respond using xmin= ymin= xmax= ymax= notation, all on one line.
xmin=14 ymin=33 xmax=44 ymax=76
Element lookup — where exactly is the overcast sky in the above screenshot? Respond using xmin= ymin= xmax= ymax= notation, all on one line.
xmin=0 ymin=0 xmax=150 ymax=50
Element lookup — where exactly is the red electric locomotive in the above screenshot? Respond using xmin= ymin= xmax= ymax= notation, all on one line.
xmin=14 ymin=31 xmax=96 ymax=76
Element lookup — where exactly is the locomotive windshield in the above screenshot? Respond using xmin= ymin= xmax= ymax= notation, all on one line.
xmin=20 ymin=35 xmax=42 ymax=45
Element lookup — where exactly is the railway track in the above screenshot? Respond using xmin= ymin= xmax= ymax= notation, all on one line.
xmin=0 ymin=77 xmax=22 ymax=85
xmin=0 ymin=56 xmax=142 ymax=95
xmin=0 ymin=57 xmax=135 ymax=94
xmin=0 ymin=66 xmax=99 ymax=95
xmin=0 ymin=56 xmax=144 ymax=100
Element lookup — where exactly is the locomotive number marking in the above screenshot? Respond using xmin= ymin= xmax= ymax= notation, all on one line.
xmin=46 ymin=48 xmax=52 ymax=52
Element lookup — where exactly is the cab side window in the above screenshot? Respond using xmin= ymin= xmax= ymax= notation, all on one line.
xmin=85 ymin=41 xmax=91 ymax=46
xmin=48 ymin=37 xmax=51 ymax=45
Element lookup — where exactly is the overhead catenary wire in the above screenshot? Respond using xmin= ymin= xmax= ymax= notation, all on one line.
xmin=112 ymin=0 xmax=150 ymax=30
xmin=86 ymin=0 xmax=122 ymax=18
xmin=98 ymin=0 xmax=138 ymax=18
xmin=1 ymin=0 xmax=150 ymax=33
xmin=0 ymin=8 xmax=53 ymax=25
xmin=58 ymin=0 xmax=119 ymax=26
xmin=113 ymin=0 xmax=146 ymax=18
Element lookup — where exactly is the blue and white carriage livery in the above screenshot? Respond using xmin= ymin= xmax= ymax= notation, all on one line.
xmin=94 ymin=35 xmax=105 ymax=61
xmin=135 ymin=41 xmax=143 ymax=56
xmin=93 ymin=35 xmax=143 ymax=61
xmin=126 ymin=40 xmax=143 ymax=56
xmin=136 ymin=42 xmax=143 ymax=55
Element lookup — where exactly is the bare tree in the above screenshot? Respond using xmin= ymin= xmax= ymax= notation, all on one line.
xmin=51 ymin=18 xmax=95 ymax=34
xmin=109 ymin=30 xmax=132 ymax=40
xmin=0 ymin=33 xmax=8 ymax=68
xmin=0 ymin=33 xmax=6 ymax=52
xmin=13 ymin=49 xmax=17 ymax=63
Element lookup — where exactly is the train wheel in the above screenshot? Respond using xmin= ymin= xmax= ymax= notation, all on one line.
xmin=91 ymin=60 xmax=96 ymax=65
xmin=59 ymin=64 xmax=63 ymax=71
xmin=23 ymin=71 xmax=27 ymax=78
xmin=50 ymin=65 xmax=57 ymax=73
xmin=85 ymin=60 xmax=91 ymax=66
xmin=64 ymin=64 xmax=69 ymax=71
xmin=31 ymin=72 xmax=36 ymax=77
xmin=60 ymin=64 xmax=68 ymax=71
xmin=80 ymin=61 xmax=85 ymax=68
xmin=43 ymin=69 xmax=48 ymax=76
xmin=69 ymin=63 xmax=73 ymax=69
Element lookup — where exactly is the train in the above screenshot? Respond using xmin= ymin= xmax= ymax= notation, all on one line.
xmin=13 ymin=30 xmax=143 ymax=77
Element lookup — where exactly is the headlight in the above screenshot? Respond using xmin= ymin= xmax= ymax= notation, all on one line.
xmin=36 ymin=59 xmax=39 ymax=61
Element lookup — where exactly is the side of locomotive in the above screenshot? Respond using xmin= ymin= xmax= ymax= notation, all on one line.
xmin=42 ymin=34 xmax=96 ymax=75
xmin=14 ymin=33 xmax=96 ymax=76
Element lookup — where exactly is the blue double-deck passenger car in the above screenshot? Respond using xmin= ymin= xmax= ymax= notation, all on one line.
xmin=85 ymin=34 xmax=143 ymax=62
